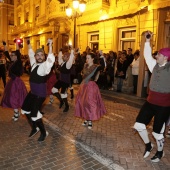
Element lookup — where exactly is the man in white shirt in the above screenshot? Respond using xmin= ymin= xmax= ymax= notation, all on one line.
xmin=21 ymin=39 xmax=55 ymax=142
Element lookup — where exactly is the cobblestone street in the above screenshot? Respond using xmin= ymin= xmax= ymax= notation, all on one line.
xmin=0 ymin=74 xmax=170 ymax=170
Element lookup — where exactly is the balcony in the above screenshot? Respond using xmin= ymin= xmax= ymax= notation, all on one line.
xmin=35 ymin=15 xmax=48 ymax=26
xmin=48 ymin=3 xmax=67 ymax=21
xmin=11 ymin=22 xmax=32 ymax=35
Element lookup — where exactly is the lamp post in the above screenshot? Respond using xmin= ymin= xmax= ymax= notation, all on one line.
xmin=66 ymin=0 xmax=86 ymax=48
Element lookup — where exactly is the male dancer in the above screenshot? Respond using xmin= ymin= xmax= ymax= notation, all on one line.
xmin=21 ymin=39 xmax=55 ymax=142
xmin=51 ymin=46 xmax=74 ymax=112
xmin=134 ymin=31 xmax=170 ymax=162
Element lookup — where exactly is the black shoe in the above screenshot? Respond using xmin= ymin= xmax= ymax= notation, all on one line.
xmin=59 ymin=101 xmax=64 ymax=108
xmin=143 ymin=143 xmax=154 ymax=158
xmin=38 ymin=131 xmax=49 ymax=142
xmin=29 ymin=127 xmax=40 ymax=137
xmin=12 ymin=111 xmax=20 ymax=121
xmin=82 ymin=120 xmax=88 ymax=126
xmin=63 ymin=106 xmax=69 ymax=112
xmin=88 ymin=121 xmax=92 ymax=129
xmin=116 ymin=90 xmax=121 ymax=92
xmin=151 ymin=151 xmax=164 ymax=162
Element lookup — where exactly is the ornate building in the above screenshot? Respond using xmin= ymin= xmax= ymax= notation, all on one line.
xmin=2 ymin=0 xmax=170 ymax=96
xmin=9 ymin=0 xmax=170 ymax=54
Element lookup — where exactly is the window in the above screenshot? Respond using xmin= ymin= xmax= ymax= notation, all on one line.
xmin=25 ymin=12 xmax=29 ymax=22
xmin=88 ymin=32 xmax=99 ymax=53
xmin=118 ymin=27 xmax=136 ymax=51
xmin=35 ymin=6 xmax=39 ymax=20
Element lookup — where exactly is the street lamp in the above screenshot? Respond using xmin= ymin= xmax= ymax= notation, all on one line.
xmin=66 ymin=0 xmax=86 ymax=48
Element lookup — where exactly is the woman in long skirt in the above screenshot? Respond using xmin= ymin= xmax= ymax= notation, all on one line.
xmin=1 ymin=41 xmax=27 ymax=121
xmin=75 ymin=52 xmax=106 ymax=129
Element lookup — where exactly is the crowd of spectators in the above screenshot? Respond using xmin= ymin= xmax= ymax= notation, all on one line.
xmin=20 ymin=46 xmax=142 ymax=94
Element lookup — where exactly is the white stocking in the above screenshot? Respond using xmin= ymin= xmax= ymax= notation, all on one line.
xmin=138 ymin=129 xmax=150 ymax=144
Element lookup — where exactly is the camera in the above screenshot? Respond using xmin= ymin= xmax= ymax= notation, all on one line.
xmin=146 ymin=34 xmax=151 ymax=39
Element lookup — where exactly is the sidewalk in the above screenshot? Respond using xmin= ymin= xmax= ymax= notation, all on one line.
xmin=95 ymin=89 xmax=145 ymax=109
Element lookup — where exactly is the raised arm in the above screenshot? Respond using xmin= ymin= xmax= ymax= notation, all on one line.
xmin=27 ymin=39 xmax=36 ymax=66
xmin=46 ymin=38 xmax=54 ymax=64
xmin=58 ymin=49 xmax=63 ymax=65
xmin=66 ymin=46 xmax=75 ymax=69
xmin=37 ymin=39 xmax=55 ymax=76
xmin=47 ymin=38 xmax=53 ymax=55
xmin=144 ymin=31 xmax=156 ymax=73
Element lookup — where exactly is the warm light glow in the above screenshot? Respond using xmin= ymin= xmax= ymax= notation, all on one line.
xmin=140 ymin=6 xmax=147 ymax=9
xmin=79 ymin=1 xmax=86 ymax=13
xmin=73 ymin=0 xmax=79 ymax=9
xmin=148 ymin=5 xmax=152 ymax=11
xmin=100 ymin=14 xmax=108 ymax=20
xmin=66 ymin=7 xmax=72 ymax=17
xmin=68 ymin=40 xmax=72 ymax=46
xmin=38 ymin=30 xmax=43 ymax=34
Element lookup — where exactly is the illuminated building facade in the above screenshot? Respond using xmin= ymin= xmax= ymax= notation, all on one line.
xmin=2 ymin=0 xmax=170 ymax=96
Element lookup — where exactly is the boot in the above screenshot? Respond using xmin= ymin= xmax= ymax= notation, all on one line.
xmin=29 ymin=121 xmax=39 ymax=137
xmin=63 ymin=98 xmax=69 ymax=112
xmin=25 ymin=114 xmax=33 ymax=127
xmin=70 ymin=89 xmax=74 ymax=99
xmin=54 ymin=92 xmax=64 ymax=108
xmin=36 ymin=119 xmax=48 ymax=142
xmin=25 ymin=114 xmax=40 ymax=137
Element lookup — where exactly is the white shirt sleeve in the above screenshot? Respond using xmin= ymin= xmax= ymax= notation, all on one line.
xmin=28 ymin=48 xmax=36 ymax=67
xmin=144 ymin=42 xmax=156 ymax=73
xmin=66 ymin=49 xmax=74 ymax=69
xmin=37 ymin=53 xmax=55 ymax=76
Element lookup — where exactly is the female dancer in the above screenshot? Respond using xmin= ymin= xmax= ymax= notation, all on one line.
xmin=1 ymin=41 xmax=27 ymax=121
xmin=75 ymin=52 xmax=106 ymax=129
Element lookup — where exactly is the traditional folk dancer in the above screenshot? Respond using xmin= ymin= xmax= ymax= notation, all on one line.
xmin=51 ymin=46 xmax=74 ymax=112
xmin=21 ymin=39 xmax=55 ymax=142
xmin=1 ymin=41 xmax=27 ymax=121
xmin=75 ymin=52 xmax=106 ymax=129
xmin=134 ymin=32 xmax=170 ymax=162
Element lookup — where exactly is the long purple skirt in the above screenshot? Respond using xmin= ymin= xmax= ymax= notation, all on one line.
xmin=1 ymin=77 xmax=27 ymax=109
xmin=75 ymin=81 xmax=106 ymax=120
